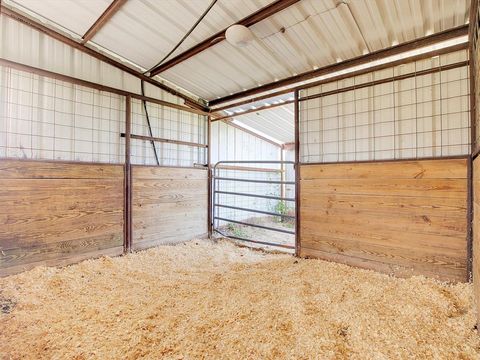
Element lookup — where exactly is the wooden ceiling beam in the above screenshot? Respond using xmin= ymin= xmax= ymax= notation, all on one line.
xmin=148 ymin=0 xmax=300 ymax=77
xmin=81 ymin=0 xmax=127 ymax=44
xmin=0 ymin=4 xmax=206 ymax=109
xmin=208 ymin=24 xmax=469 ymax=107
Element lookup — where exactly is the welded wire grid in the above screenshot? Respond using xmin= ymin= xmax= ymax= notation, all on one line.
xmin=299 ymin=49 xmax=470 ymax=163
xmin=474 ymin=4 xmax=480 ymax=152
xmin=130 ymin=98 xmax=207 ymax=167
xmin=0 ymin=66 xmax=125 ymax=163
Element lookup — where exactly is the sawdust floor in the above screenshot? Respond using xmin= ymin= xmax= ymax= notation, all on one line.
xmin=1 ymin=239 xmax=480 ymax=359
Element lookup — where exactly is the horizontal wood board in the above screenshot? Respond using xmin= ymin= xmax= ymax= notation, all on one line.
xmin=299 ymin=158 xmax=468 ymax=282
xmin=0 ymin=159 xmax=124 ymax=276
xmin=132 ymin=166 xmax=208 ymax=250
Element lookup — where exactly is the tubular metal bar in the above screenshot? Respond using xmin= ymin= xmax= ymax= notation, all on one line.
xmin=207 ymin=115 xmax=212 ymax=238
xmin=294 ymin=89 xmax=300 ymax=257
xmin=214 ymin=217 xmax=295 ymax=235
xmin=214 ymin=160 xmax=295 ymax=165
xmin=214 ymin=190 xmax=295 ymax=202
xmin=214 ymin=177 xmax=295 ymax=185
xmin=214 ymin=229 xmax=295 ymax=250
xmin=124 ymin=95 xmax=132 ymax=253
xmin=140 ymin=80 xmax=160 ymax=165
xmin=215 ymin=204 xmax=295 ymax=218
xmin=121 ymin=133 xmax=208 ymax=148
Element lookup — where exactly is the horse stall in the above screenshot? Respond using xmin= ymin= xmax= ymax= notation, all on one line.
xmin=2 ymin=0 xmax=480 ymax=358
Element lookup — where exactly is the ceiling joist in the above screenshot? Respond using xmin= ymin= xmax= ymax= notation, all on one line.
xmin=148 ymin=0 xmax=300 ymax=77
xmin=81 ymin=0 xmax=127 ymax=44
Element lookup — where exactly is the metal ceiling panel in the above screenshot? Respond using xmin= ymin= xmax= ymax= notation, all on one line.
xmin=234 ymin=104 xmax=294 ymax=144
xmin=3 ymin=0 xmax=471 ymax=102
xmin=226 ymin=93 xmax=295 ymax=144
xmin=7 ymin=0 xmax=111 ymax=36
xmin=91 ymin=0 xmax=271 ymax=70
xmin=160 ymin=0 xmax=470 ymax=100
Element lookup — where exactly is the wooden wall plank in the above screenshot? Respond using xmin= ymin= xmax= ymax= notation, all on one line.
xmin=131 ymin=166 xmax=207 ymax=179
xmin=301 ymin=178 xmax=467 ymax=198
xmin=299 ymin=158 xmax=468 ymax=282
xmin=300 ymin=158 xmax=468 ymax=180
xmin=0 ymin=159 xmax=123 ymax=179
xmin=132 ymin=166 xmax=207 ymax=250
xmin=0 ymin=159 xmax=124 ymax=276
xmin=301 ymin=194 xmax=466 ymax=218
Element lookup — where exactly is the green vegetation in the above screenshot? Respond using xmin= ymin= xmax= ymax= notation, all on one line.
xmin=226 ymin=223 xmax=248 ymax=238
xmin=273 ymin=200 xmax=289 ymax=223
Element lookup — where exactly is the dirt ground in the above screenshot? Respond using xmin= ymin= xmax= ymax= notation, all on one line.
xmin=1 ymin=238 xmax=480 ymax=359
xmin=219 ymin=215 xmax=295 ymax=252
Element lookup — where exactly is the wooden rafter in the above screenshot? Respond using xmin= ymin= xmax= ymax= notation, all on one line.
xmin=148 ymin=0 xmax=300 ymax=77
xmin=81 ymin=0 xmax=127 ymax=44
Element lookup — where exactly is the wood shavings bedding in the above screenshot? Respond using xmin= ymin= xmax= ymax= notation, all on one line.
xmin=1 ymin=239 xmax=479 ymax=359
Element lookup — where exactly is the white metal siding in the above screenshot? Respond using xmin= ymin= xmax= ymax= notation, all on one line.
xmin=211 ymin=121 xmax=282 ymax=223
xmin=298 ymin=49 xmax=470 ymax=163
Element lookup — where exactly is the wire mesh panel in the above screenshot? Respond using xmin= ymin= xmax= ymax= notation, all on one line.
xmin=130 ymin=98 xmax=207 ymax=167
xmin=299 ymin=50 xmax=470 ymax=163
xmin=0 ymin=66 xmax=125 ymax=163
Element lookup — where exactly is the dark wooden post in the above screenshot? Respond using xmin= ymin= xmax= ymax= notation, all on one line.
xmin=124 ymin=95 xmax=132 ymax=253
xmin=294 ymin=90 xmax=300 ymax=257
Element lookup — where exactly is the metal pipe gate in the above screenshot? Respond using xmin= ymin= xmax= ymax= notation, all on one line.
xmin=211 ymin=160 xmax=296 ymax=250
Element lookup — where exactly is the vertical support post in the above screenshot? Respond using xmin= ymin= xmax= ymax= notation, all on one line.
xmin=294 ymin=90 xmax=300 ymax=257
xmin=207 ymin=115 xmax=212 ymax=238
xmin=470 ymin=0 xmax=478 ymax=157
xmin=124 ymin=95 xmax=132 ymax=253
xmin=468 ymin=155 xmax=473 ymax=281
xmin=468 ymin=0 xmax=478 ymax=282
xmin=280 ymin=146 xmax=286 ymax=200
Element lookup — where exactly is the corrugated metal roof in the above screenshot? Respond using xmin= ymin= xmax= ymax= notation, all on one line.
xmin=4 ymin=0 xmax=471 ymax=103
xmin=7 ymin=0 xmax=111 ymax=37
xmin=234 ymin=105 xmax=294 ymax=144
xmin=161 ymin=0 xmax=470 ymax=100
xmin=224 ymin=92 xmax=294 ymax=144
xmin=92 ymin=0 xmax=272 ymax=71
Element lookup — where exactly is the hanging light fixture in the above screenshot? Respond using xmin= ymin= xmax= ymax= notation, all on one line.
xmin=225 ymin=24 xmax=254 ymax=47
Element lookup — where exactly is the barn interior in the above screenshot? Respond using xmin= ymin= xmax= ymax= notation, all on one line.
xmin=1 ymin=0 xmax=480 ymax=358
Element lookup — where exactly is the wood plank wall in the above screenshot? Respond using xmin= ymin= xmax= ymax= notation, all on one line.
xmin=132 ymin=166 xmax=208 ymax=250
xmin=0 ymin=159 xmax=124 ymax=276
xmin=299 ymin=158 xmax=468 ymax=282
